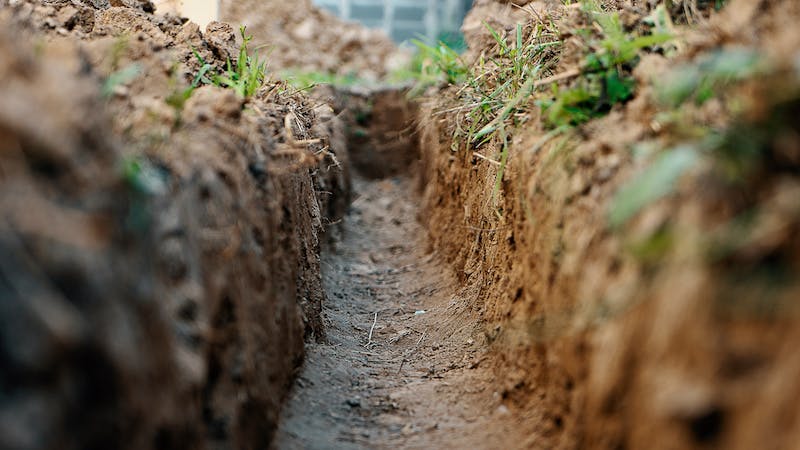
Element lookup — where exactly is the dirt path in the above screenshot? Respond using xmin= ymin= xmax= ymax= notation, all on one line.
xmin=272 ymin=175 xmax=531 ymax=449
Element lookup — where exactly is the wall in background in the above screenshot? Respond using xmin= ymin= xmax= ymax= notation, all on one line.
xmin=155 ymin=0 xmax=220 ymax=28
xmin=312 ymin=0 xmax=471 ymax=43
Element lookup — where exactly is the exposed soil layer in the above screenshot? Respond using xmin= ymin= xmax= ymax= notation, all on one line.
xmin=415 ymin=0 xmax=800 ymax=449
xmin=0 ymin=2 xmax=349 ymax=449
xmin=333 ymin=88 xmax=420 ymax=179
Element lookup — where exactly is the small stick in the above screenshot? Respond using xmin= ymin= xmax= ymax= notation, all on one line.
xmin=366 ymin=311 xmax=378 ymax=348
xmin=397 ymin=332 xmax=427 ymax=375
xmin=532 ymin=68 xmax=581 ymax=87
xmin=472 ymin=151 xmax=501 ymax=166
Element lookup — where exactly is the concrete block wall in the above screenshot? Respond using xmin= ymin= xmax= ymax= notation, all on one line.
xmin=313 ymin=0 xmax=471 ymax=43
xmin=154 ymin=0 xmax=220 ymax=28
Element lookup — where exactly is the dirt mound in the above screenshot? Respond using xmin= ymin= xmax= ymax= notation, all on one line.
xmin=418 ymin=0 xmax=800 ymax=448
xmin=0 ymin=2 xmax=349 ymax=449
xmin=220 ymin=0 xmax=407 ymax=81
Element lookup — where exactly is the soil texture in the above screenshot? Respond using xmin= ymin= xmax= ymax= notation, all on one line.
xmin=272 ymin=175 xmax=533 ymax=450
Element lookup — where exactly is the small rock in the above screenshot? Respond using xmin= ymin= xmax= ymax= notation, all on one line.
xmin=291 ymin=19 xmax=315 ymax=40
xmin=345 ymin=397 xmax=361 ymax=408
xmin=401 ymin=423 xmax=416 ymax=436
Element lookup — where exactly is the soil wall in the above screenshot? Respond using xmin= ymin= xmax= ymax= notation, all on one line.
xmin=418 ymin=0 xmax=800 ymax=449
xmin=332 ymin=87 xmax=420 ymax=179
xmin=0 ymin=2 xmax=349 ymax=449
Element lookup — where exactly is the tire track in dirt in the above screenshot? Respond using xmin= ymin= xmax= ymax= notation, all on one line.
xmin=272 ymin=175 xmax=533 ymax=449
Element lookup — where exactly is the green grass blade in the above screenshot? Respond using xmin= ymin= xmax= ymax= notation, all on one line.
xmin=609 ymin=146 xmax=699 ymax=227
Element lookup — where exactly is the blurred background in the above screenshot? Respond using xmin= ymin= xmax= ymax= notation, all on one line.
xmin=312 ymin=0 xmax=472 ymax=45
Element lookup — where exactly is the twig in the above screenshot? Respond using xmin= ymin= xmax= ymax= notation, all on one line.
xmin=284 ymin=112 xmax=323 ymax=146
xmin=532 ymin=68 xmax=581 ymax=88
xmin=366 ymin=311 xmax=378 ymax=348
xmin=472 ymin=151 xmax=501 ymax=166
xmin=397 ymin=331 xmax=427 ymax=375
xmin=433 ymin=101 xmax=493 ymax=116
xmin=414 ymin=332 xmax=426 ymax=347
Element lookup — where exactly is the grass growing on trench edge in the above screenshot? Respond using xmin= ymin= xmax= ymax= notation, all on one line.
xmin=161 ymin=26 xmax=269 ymax=124
xmin=415 ymin=0 xmax=675 ymax=213
xmin=408 ymin=0 xmax=795 ymax=278
xmin=192 ymin=26 xmax=267 ymax=98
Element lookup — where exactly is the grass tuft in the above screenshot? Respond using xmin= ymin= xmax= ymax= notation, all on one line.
xmin=193 ymin=26 xmax=267 ymax=98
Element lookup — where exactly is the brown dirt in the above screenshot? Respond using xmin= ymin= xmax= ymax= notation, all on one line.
xmin=1 ymin=2 xmax=349 ymax=449
xmin=331 ymin=87 xmax=420 ymax=179
xmin=415 ymin=0 xmax=800 ymax=449
xmin=271 ymin=175 xmax=534 ymax=450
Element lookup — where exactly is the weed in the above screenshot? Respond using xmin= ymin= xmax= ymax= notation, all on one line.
xmin=165 ymin=83 xmax=195 ymax=112
xmin=109 ymin=34 xmax=130 ymax=71
xmin=164 ymin=63 xmax=200 ymax=125
xmin=609 ymin=145 xmax=698 ymax=227
xmin=122 ymin=155 xmax=167 ymax=196
xmin=101 ymin=34 xmax=140 ymax=98
xmin=628 ymin=225 xmax=675 ymax=266
xmin=282 ymin=70 xmax=362 ymax=90
xmin=656 ymin=48 xmax=765 ymax=107
xmin=121 ymin=155 xmax=167 ymax=233
xmin=193 ymin=26 xmax=267 ymax=98
xmin=390 ymin=38 xmax=470 ymax=97
xmin=467 ymin=21 xmax=560 ymax=144
xmin=540 ymin=1 xmax=672 ymax=127
xmin=102 ymin=64 xmax=141 ymax=98
xmin=411 ymin=38 xmax=469 ymax=86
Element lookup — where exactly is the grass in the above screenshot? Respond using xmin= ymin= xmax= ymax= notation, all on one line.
xmin=411 ymin=38 xmax=470 ymax=86
xmin=469 ymin=21 xmax=559 ymax=144
xmin=192 ymin=26 xmax=267 ymax=98
xmin=102 ymin=34 xmax=141 ymax=98
xmin=424 ymin=0 xmax=670 ymax=208
xmin=391 ymin=38 xmax=471 ymax=96
xmin=102 ymin=64 xmax=140 ymax=98
xmin=282 ymin=70 xmax=363 ymax=90
xmin=656 ymin=48 xmax=765 ymax=107
xmin=608 ymin=145 xmax=699 ymax=227
xmin=540 ymin=1 xmax=672 ymax=127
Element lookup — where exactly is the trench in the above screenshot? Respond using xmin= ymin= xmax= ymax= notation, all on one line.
xmin=270 ymin=91 xmax=527 ymax=450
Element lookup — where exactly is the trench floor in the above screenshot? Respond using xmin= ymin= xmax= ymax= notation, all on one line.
xmin=271 ymin=175 xmax=530 ymax=449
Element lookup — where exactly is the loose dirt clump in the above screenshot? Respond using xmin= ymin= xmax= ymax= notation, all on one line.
xmin=0 ymin=2 xmax=350 ymax=449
